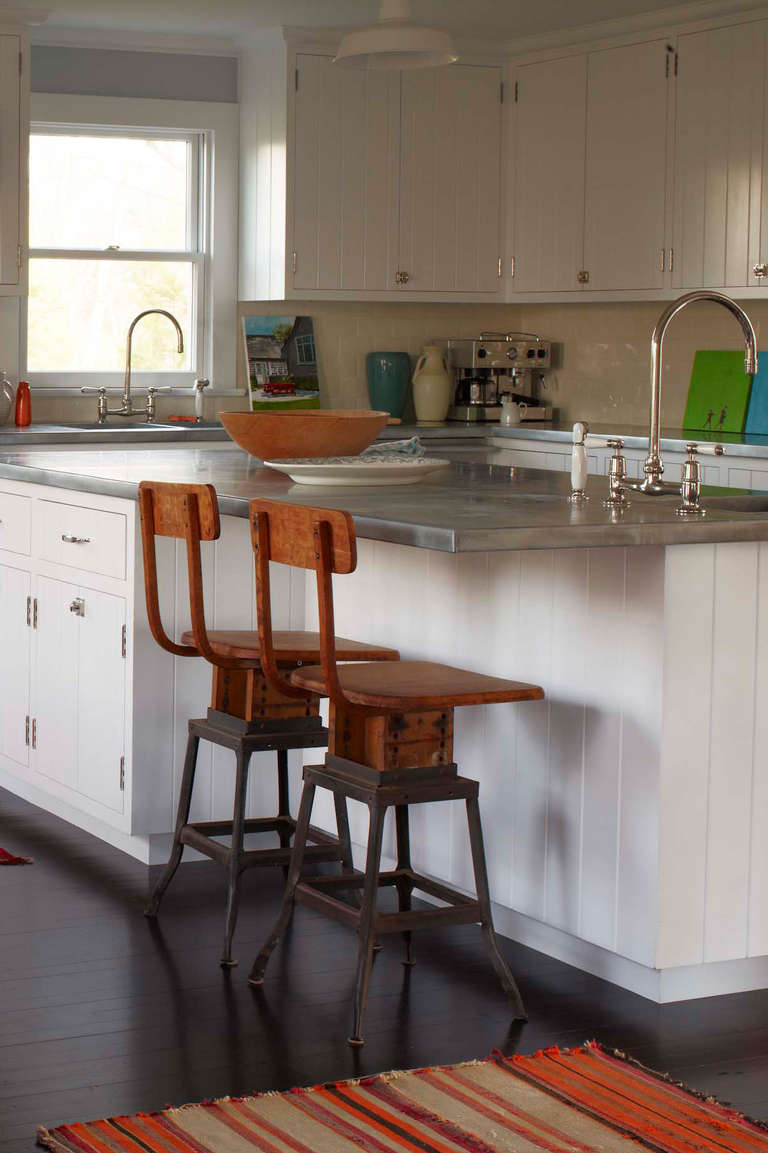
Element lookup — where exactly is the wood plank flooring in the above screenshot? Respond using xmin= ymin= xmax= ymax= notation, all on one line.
xmin=2 ymin=785 xmax=768 ymax=1151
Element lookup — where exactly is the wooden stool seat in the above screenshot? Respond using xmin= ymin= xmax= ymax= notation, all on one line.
xmin=291 ymin=659 xmax=544 ymax=710
xmin=180 ymin=629 xmax=398 ymax=664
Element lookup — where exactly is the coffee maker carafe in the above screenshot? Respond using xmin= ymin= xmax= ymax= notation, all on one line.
xmin=434 ymin=332 xmax=553 ymax=423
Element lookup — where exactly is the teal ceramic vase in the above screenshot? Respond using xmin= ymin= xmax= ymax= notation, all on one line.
xmin=366 ymin=351 xmax=411 ymax=419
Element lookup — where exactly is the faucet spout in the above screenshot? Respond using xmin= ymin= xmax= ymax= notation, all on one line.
xmin=124 ymin=309 xmax=185 ymax=411
xmin=646 ymin=291 xmax=757 ymax=484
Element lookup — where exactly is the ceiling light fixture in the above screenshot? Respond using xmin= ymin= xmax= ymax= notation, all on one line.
xmin=333 ymin=0 xmax=458 ymax=70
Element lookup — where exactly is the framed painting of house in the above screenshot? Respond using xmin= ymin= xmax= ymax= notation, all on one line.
xmin=242 ymin=315 xmax=321 ymax=410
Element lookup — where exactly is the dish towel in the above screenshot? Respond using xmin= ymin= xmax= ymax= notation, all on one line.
xmin=361 ymin=436 xmax=425 ymax=460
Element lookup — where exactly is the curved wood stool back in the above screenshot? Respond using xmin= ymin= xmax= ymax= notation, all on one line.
xmin=249 ymin=498 xmax=541 ymax=1045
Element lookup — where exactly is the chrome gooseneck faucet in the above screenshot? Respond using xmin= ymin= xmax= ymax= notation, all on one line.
xmin=82 ymin=309 xmax=185 ymax=424
xmin=599 ymin=291 xmax=758 ymax=517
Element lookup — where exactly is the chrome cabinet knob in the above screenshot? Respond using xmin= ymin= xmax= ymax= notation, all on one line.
xmin=61 ymin=533 xmax=91 ymax=544
xmin=69 ymin=597 xmax=85 ymax=616
xmin=395 ymin=270 xmax=410 ymax=285
xmin=577 ymin=270 xmax=590 ymax=284
xmin=754 ymin=263 xmax=768 ymax=279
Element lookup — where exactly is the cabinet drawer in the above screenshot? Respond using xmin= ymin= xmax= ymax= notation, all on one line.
xmin=0 ymin=490 xmax=31 ymax=555
xmin=38 ymin=501 xmax=126 ymax=579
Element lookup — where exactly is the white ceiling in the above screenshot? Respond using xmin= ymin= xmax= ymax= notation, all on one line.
xmin=0 ymin=0 xmax=730 ymax=43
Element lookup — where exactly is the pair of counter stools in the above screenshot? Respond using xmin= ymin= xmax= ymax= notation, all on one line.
xmin=139 ymin=480 xmax=544 ymax=1045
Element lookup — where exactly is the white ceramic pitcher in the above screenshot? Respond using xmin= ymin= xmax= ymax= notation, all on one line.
xmin=412 ymin=345 xmax=452 ymax=422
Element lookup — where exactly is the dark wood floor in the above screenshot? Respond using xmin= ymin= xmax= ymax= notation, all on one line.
xmin=2 ymin=786 xmax=768 ymax=1151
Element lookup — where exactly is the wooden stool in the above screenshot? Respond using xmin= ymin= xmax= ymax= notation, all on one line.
xmin=138 ymin=481 xmax=398 ymax=966
xmin=245 ymin=498 xmax=545 ymax=1044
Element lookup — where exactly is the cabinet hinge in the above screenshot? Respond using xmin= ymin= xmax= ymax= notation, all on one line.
xmin=18 ymin=51 xmax=22 ymax=76
xmin=31 ymin=718 xmax=37 ymax=750
xmin=119 ymin=756 xmax=125 ymax=791
xmin=16 ymin=244 xmax=22 ymax=270
xmin=32 ymin=597 xmax=38 ymax=629
xmin=25 ymin=715 xmax=29 ymax=747
xmin=498 ymin=257 xmax=503 ymax=278
xmin=514 ymin=80 xmax=519 ymax=103
xmin=674 ymin=51 xmax=678 ymax=76
xmin=26 ymin=595 xmax=31 ymax=627
xmin=510 ymin=256 xmax=515 ymax=279
xmin=295 ymin=67 xmax=299 ymax=91
xmin=500 ymin=81 xmax=504 ymax=104
xmin=121 ymin=624 xmax=127 ymax=658
xmin=291 ymin=251 xmax=297 ymax=275
xmin=665 ymin=43 xmax=675 ymax=78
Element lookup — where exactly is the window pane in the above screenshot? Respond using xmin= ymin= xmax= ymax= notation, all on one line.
xmin=28 ymin=259 xmax=193 ymax=372
xmin=30 ymin=133 xmax=191 ymax=251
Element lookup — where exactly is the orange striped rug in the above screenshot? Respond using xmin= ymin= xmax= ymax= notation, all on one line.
xmin=36 ymin=1042 xmax=768 ymax=1153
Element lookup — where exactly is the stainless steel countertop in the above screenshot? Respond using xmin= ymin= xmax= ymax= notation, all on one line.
xmin=491 ymin=421 xmax=768 ymax=458
xmin=0 ymin=421 xmax=231 ymax=445
xmin=2 ymin=445 xmax=768 ymax=552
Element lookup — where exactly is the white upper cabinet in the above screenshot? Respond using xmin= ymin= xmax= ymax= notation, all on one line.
xmin=673 ymin=23 xmax=764 ymax=290
xmin=290 ymin=57 xmax=503 ymax=297
xmin=512 ymin=55 xmax=587 ymax=292
xmin=0 ymin=35 xmax=24 ymax=291
xmin=396 ymin=65 xmax=502 ymax=294
xmin=292 ymin=55 xmax=400 ymax=292
xmin=583 ymin=39 xmax=670 ymax=291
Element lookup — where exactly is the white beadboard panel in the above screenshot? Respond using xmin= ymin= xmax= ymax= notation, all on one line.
xmin=749 ymin=542 xmax=768 ymax=955
xmin=509 ymin=550 xmax=553 ymax=921
xmin=616 ymin=547 xmax=664 ymax=967
xmin=704 ymin=543 xmax=759 ymax=962
xmin=545 ymin=549 xmax=588 ymax=935
xmin=580 ymin=548 xmax=625 ymax=951
xmin=657 ymin=544 xmax=716 ymax=968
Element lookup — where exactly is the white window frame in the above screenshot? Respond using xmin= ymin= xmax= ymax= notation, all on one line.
xmin=23 ymin=94 xmax=240 ymax=396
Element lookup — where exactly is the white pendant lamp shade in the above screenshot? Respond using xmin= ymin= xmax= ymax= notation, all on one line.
xmin=334 ymin=0 xmax=458 ymax=70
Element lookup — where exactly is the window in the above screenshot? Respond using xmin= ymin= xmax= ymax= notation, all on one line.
xmin=295 ymin=333 xmax=316 ymax=366
xmin=26 ymin=125 xmax=208 ymax=386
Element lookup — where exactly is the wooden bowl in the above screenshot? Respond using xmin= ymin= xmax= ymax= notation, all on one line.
xmin=219 ymin=409 xmax=390 ymax=460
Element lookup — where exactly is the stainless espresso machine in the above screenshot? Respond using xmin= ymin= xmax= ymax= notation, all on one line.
xmin=434 ymin=332 xmax=554 ymax=423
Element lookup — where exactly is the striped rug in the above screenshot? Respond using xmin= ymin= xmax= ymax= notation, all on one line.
xmin=37 ymin=1042 xmax=768 ymax=1153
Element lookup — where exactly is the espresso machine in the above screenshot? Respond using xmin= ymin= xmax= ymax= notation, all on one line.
xmin=434 ymin=332 xmax=554 ymax=423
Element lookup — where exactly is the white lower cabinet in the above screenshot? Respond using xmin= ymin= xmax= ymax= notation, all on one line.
xmin=0 ymin=482 xmax=131 ymax=837
xmin=30 ymin=576 xmax=126 ymax=812
xmin=0 ymin=563 xmax=30 ymax=768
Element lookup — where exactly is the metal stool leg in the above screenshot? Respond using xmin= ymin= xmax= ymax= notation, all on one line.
xmin=221 ymin=747 xmax=252 ymax=968
xmin=466 ymin=794 xmax=527 ymax=1021
xmin=395 ymin=804 xmax=415 ymax=966
xmin=248 ymin=781 xmax=316 ymax=986
xmin=277 ymin=748 xmax=291 ymax=878
xmin=334 ymin=792 xmax=355 ymax=875
xmin=348 ymin=801 xmax=386 ymax=1047
xmin=145 ymin=732 xmax=200 ymax=917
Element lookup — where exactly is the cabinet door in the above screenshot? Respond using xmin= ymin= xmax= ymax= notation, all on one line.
xmin=512 ymin=56 xmax=587 ymax=292
xmin=398 ymin=65 xmax=502 ymax=293
xmin=583 ymin=40 xmax=670 ymax=290
xmin=0 ymin=36 xmax=20 ymax=288
xmin=32 ymin=575 xmax=79 ymax=789
xmin=292 ymin=54 xmax=399 ymax=292
xmin=674 ymin=24 xmax=763 ymax=289
xmin=0 ymin=565 xmax=30 ymax=767
xmin=76 ymin=588 xmax=126 ymax=813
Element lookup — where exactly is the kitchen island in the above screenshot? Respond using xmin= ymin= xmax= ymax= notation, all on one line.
xmin=1 ymin=445 xmax=768 ymax=1006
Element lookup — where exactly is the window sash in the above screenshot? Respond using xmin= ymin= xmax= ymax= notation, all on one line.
xmin=26 ymin=124 xmax=208 ymax=385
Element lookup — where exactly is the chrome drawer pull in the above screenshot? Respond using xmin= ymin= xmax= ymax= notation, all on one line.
xmin=61 ymin=533 xmax=91 ymax=544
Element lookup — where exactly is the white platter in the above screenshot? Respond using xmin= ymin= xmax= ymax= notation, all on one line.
xmin=263 ymin=456 xmax=451 ymax=486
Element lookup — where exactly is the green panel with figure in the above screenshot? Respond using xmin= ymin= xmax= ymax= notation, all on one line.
xmin=683 ymin=350 xmax=753 ymax=434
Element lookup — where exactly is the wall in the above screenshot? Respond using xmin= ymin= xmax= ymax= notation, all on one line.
xmin=31 ymin=46 xmax=238 ymax=103
xmin=238 ymin=298 xmax=768 ymax=428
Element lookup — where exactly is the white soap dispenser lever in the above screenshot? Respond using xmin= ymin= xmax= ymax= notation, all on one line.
xmin=569 ymin=422 xmax=590 ymax=503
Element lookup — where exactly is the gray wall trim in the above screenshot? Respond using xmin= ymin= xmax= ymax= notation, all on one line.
xmin=32 ymin=46 xmax=238 ymax=103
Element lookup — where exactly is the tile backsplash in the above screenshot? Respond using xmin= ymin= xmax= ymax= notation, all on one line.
xmin=239 ymin=298 xmax=768 ymax=429
xmin=4 ymin=294 xmax=768 ymax=427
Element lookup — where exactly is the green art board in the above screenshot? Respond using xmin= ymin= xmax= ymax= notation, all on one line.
xmin=682 ymin=350 xmax=753 ymax=434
